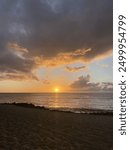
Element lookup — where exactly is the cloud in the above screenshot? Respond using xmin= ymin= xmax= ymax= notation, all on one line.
xmin=35 ymin=48 xmax=91 ymax=67
xmin=0 ymin=42 xmax=37 ymax=81
xmin=65 ymin=65 xmax=86 ymax=72
xmin=70 ymin=75 xmax=91 ymax=88
xmin=0 ymin=71 xmax=38 ymax=81
xmin=0 ymin=0 xmax=113 ymax=80
xmin=8 ymin=42 xmax=29 ymax=59
xmin=101 ymin=82 xmax=113 ymax=91
xmin=70 ymin=74 xmax=113 ymax=91
xmin=20 ymin=0 xmax=112 ymax=59
xmin=42 ymin=79 xmax=50 ymax=84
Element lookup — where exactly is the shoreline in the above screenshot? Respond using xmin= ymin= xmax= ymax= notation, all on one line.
xmin=0 ymin=102 xmax=113 ymax=115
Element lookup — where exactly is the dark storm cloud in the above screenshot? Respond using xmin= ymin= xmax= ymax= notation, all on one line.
xmin=70 ymin=75 xmax=113 ymax=91
xmin=0 ymin=0 xmax=113 ymax=80
xmin=20 ymin=0 xmax=113 ymax=57
xmin=0 ymin=42 xmax=37 ymax=80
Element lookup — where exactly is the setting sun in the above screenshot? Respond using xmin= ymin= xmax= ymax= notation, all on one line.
xmin=54 ymin=88 xmax=60 ymax=93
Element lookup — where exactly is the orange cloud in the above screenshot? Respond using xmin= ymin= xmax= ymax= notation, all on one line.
xmin=65 ymin=65 xmax=86 ymax=72
xmin=35 ymin=48 xmax=112 ymax=68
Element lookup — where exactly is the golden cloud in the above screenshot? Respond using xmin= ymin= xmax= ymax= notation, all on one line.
xmin=65 ymin=66 xmax=86 ymax=72
xmin=35 ymin=48 xmax=112 ymax=68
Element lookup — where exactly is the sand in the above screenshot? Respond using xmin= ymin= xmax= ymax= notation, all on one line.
xmin=0 ymin=104 xmax=113 ymax=150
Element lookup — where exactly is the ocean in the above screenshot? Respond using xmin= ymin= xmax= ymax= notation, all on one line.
xmin=0 ymin=93 xmax=112 ymax=113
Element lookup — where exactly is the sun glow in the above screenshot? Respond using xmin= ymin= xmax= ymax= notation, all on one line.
xmin=54 ymin=88 xmax=60 ymax=93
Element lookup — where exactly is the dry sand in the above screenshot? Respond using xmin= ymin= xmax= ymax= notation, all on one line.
xmin=0 ymin=104 xmax=113 ymax=150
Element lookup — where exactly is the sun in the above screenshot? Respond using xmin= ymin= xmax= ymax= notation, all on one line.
xmin=54 ymin=88 xmax=60 ymax=93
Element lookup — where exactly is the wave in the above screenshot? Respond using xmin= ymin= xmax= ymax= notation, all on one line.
xmin=48 ymin=107 xmax=113 ymax=115
xmin=1 ymin=102 xmax=113 ymax=115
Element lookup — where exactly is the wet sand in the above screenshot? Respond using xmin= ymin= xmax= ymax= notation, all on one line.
xmin=0 ymin=104 xmax=113 ymax=150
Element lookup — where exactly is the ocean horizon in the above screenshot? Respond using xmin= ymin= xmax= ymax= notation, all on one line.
xmin=0 ymin=92 xmax=113 ymax=113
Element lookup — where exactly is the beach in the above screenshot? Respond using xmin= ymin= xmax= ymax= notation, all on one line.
xmin=0 ymin=104 xmax=112 ymax=150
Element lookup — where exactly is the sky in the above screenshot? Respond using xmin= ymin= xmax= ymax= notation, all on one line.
xmin=0 ymin=0 xmax=113 ymax=93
